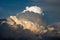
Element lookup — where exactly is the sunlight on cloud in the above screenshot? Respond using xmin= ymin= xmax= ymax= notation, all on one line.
xmin=22 ymin=6 xmax=44 ymax=15
xmin=6 ymin=6 xmax=46 ymax=34
xmin=7 ymin=15 xmax=47 ymax=34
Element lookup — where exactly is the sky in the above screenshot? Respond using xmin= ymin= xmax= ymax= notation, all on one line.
xmin=0 ymin=0 xmax=33 ymax=18
xmin=0 ymin=0 xmax=60 ymax=24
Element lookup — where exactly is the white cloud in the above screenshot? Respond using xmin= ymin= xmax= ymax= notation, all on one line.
xmin=22 ymin=6 xmax=43 ymax=15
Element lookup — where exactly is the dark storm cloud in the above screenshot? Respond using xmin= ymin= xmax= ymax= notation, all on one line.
xmin=0 ymin=22 xmax=39 ymax=40
xmin=0 ymin=17 xmax=60 ymax=40
xmin=0 ymin=19 xmax=46 ymax=40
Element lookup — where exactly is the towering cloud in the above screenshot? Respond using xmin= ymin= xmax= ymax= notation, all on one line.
xmin=0 ymin=6 xmax=48 ymax=40
xmin=6 ymin=6 xmax=46 ymax=34
xmin=1 ymin=5 xmax=60 ymax=40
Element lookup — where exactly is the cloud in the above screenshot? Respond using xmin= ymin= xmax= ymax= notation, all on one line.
xmin=1 ymin=16 xmax=60 ymax=40
xmin=8 ymin=15 xmax=46 ymax=34
xmin=0 ymin=6 xmax=48 ymax=40
xmin=46 ymin=22 xmax=60 ymax=37
xmin=5 ymin=6 xmax=46 ymax=34
xmin=22 ymin=6 xmax=44 ymax=15
xmin=0 ymin=15 xmax=46 ymax=40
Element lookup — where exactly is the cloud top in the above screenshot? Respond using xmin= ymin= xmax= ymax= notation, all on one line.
xmin=22 ymin=6 xmax=43 ymax=14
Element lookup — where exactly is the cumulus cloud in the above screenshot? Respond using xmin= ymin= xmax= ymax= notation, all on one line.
xmin=7 ymin=15 xmax=46 ymax=34
xmin=22 ymin=6 xmax=44 ymax=15
xmin=5 ymin=6 xmax=46 ymax=34
xmin=0 ymin=6 xmax=48 ymax=40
